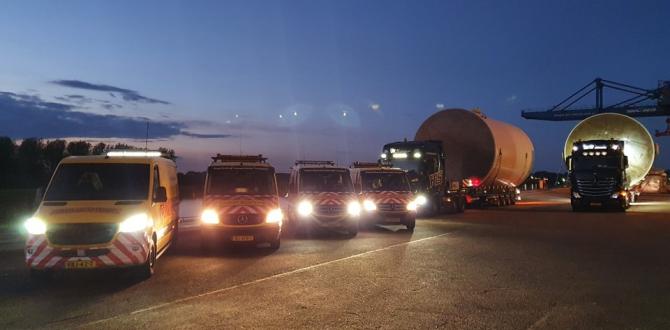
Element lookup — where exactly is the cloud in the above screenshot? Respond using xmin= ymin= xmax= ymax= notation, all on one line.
xmin=506 ymin=95 xmax=518 ymax=103
xmin=51 ymin=79 xmax=170 ymax=105
xmin=0 ymin=91 xmax=222 ymax=140
xmin=179 ymin=131 xmax=231 ymax=139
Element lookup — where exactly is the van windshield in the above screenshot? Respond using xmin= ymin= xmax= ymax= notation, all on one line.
xmin=207 ymin=168 xmax=275 ymax=195
xmin=44 ymin=163 xmax=150 ymax=201
xmin=361 ymin=172 xmax=410 ymax=192
xmin=300 ymin=170 xmax=353 ymax=193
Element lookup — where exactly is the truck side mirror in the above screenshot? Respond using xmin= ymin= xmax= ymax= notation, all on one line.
xmin=565 ymin=156 xmax=571 ymax=168
xmin=153 ymin=186 xmax=168 ymax=203
xmin=624 ymin=156 xmax=629 ymax=168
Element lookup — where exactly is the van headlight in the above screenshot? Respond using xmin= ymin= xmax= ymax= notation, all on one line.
xmin=297 ymin=201 xmax=313 ymax=216
xmin=24 ymin=217 xmax=47 ymax=235
xmin=363 ymin=199 xmax=377 ymax=211
xmin=266 ymin=208 xmax=283 ymax=224
xmin=407 ymin=201 xmax=418 ymax=212
xmin=201 ymin=209 xmax=220 ymax=224
xmin=119 ymin=213 xmax=153 ymax=232
xmin=415 ymin=195 xmax=428 ymax=206
xmin=347 ymin=201 xmax=361 ymax=216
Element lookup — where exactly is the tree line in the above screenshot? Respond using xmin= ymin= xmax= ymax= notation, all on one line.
xmin=0 ymin=136 xmax=176 ymax=190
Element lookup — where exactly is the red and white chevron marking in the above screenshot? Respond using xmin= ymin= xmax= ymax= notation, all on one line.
xmin=302 ymin=192 xmax=354 ymax=206
xmin=204 ymin=195 xmax=279 ymax=215
xmin=24 ymin=233 xmax=149 ymax=270
xmin=364 ymin=191 xmax=413 ymax=205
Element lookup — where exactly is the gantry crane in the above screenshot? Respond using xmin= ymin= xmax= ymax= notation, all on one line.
xmin=521 ymin=78 xmax=670 ymax=126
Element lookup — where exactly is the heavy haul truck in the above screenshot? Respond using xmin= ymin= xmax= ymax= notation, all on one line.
xmin=381 ymin=108 xmax=534 ymax=213
xmin=564 ymin=113 xmax=655 ymax=211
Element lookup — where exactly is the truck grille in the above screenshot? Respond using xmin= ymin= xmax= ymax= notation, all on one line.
xmin=576 ymin=178 xmax=616 ymax=197
xmin=222 ymin=214 xmax=264 ymax=225
xmin=317 ymin=205 xmax=345 ymax=215
xmin=378 ymin=203 xmax=405 ymax=212
xmin=47 ymin=223 xmax=118 ymax=245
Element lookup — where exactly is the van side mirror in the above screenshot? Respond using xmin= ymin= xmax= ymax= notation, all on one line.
xmin=154 ymin=186 xmax=168 ymax=203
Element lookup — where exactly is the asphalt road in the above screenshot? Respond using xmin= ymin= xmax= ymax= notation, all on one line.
xmin=1 ymin=189 xmax=670 ymax=329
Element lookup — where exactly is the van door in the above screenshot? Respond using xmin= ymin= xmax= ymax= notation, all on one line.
xmin=151 ymin=165 xmax=169 ymax=250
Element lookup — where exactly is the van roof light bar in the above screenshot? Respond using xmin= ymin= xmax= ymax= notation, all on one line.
xmin=295 ymin=160 xmax=335 ymax=166
xmin=211 ymin=154 xmax=267 ymax=163
xmin=106 ymin=150 xmax=162 ymax=157
xmin=350 ymin=161 xmax=385 ymax=168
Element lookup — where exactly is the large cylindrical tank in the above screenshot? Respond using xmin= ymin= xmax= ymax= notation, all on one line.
xmin=415 ymin=108 xmax=534 ymax=187
xmin=563 ymin=113 xmax=655 ymax=188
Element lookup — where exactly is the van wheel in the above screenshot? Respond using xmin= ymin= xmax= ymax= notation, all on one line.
xmin=269 ymin=238 xmax=280 ymax=250
xmin=405 ymin=218 xmax=416 ymax=231
xmin=345 ymin=224 xmax=358 ymax=238
xmin=137 ymin=237 xmax=157 ymax=280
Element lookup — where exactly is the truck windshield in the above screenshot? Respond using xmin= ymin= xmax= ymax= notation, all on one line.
xmin=44 ymin=163 xmax=150 ymax=201
xmin=207 ymin=168 xmax=275 ymax=195
xmin=300 ymin=170 xmax=353 ymax=193
xmin=361 ymin=172 xmax=410 ymax=192
xmin=573 ymin=157 xmax=621 ymax=171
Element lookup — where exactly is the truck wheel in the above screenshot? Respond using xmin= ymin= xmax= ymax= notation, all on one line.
xmin=137 ymin=236 xmax=157 ymax=280
xmin=457 ymin=198 xmax=466 ymax=213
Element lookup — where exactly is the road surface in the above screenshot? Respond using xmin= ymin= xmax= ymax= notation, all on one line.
xmin=1 ymin=189 xmax=669 ymax=329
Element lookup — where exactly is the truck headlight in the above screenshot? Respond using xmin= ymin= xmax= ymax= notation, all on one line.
xmin=611 ymin=193 xmax=619 ymax=199
xmin=297 ymin=201 xmax=313 ymax=216
xmin=119 ymin=213 xmax=153 ymax=232
xmin=572 ymin=192 xmax=581 ymax=198
xmin=266 ymin=208 xmax=283 ymax=224
xmin=415 ymin=195 xmax=428 ymax=206
xmin=24 ymin=217 xmax=47 ymax=235
xmin=363 ymin=199 xmax=377 ymax=211
xmin=407 ymin=201 xmax=418 ymax=211
xmin=201 ymin=209 xmax=220 ymax=224
xmin=347 ymin=201 xmax=361 ymax=216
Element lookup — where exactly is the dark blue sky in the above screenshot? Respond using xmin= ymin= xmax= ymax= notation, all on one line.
xmin=1 ymin=0 xmax=668 ymax=171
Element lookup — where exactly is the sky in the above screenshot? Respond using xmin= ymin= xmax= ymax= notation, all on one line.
xmin=1 ymin=0 xmax=669 ymax=172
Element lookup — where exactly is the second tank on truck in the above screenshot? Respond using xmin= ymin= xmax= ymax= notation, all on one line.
xmin=564 ymin=113 xmax=655 ymax=211
xmin=381 ymin=108 xmax=535 ymax=212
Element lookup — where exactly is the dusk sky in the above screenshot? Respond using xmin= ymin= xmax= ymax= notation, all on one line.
xmin=1 ymin=0 xmax=669 ymax=172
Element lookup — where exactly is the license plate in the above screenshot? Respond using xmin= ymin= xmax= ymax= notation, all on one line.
xmin=65 ymin=260 xmax=97 ymax=269
xmin=232 ymin=235 xmax=254 ymax=242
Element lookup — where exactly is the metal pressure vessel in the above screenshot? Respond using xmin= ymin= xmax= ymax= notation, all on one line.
xmin=415 ymin=108 xmax=534 ymax=187
xmin=563 ymin=113 xmax=655 ymax=188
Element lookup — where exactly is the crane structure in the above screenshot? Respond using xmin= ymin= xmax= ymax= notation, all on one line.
xmin=521 ymin=78 xmax=670 ymax=122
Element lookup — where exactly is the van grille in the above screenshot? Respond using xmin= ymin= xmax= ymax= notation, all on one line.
xmin=317 ymin=205 xmax=345 ymax=215
xmin=222 ymin=214 xmax=264 ymax=225
xmin=378 ymin=203 xmax=405 ymax=212
xmin=576 ymin=178 xmax=616 ymax=197
xmin=47 ymin=223 xmax=118 ymax=245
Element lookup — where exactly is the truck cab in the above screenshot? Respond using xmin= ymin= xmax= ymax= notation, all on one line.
xmin=199 ymin=155 xmax=283 ymax=250
xmin=380 ymin=140 xmax=464 ymax=214
xmin=24 ymin=151 xmax=179 ymax=279
xmin=286 ymin=161 xmax=360 ymax=237
xmin=567 ymin=140 xmax=630 ymax=211
xmin=350 ymin=162 xmax=417 ymax=230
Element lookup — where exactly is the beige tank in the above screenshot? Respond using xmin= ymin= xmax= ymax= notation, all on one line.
xmin=563 ymin=113 xmax=655 ymax=188
xmin=415 ymin=108 xmax=534 ymax=187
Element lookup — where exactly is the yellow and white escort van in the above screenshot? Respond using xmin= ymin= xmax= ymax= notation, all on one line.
xmin=200 ymin=154 xmax=283 ymax=250
xmin=24 ymin=151 xmax=179 ymax=279
xmin=286 ymin=160 xmax=360 ymax=237
xmin=350 ymin=162 xmax=418 ymax=230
